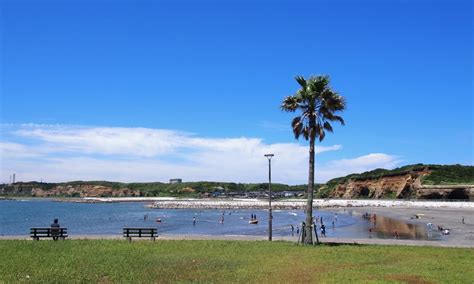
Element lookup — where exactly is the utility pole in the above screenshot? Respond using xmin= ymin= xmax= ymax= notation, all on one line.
xmin=264 ymin=154 xmax=274 ymax=241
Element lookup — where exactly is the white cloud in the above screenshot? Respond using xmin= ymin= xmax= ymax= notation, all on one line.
xmin=14 ymin=125 xmax=183 ymax=157
xmin=315 ymin=153 xmax=403 ymax=182
xmin=0 ymin=124 xmax=401 ymax=184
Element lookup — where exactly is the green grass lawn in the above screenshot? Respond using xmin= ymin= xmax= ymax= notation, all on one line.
xmin=0 ymin=240 xmax=472 ymax=283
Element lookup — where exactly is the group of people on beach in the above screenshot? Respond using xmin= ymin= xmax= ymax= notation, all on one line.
xmin=364 ymin=212 xmax=377 ymax=224
xmin=435 ymin=224 xmax=450 ymax=235
xmin=289 ymin=214 xmax=340 ymax=238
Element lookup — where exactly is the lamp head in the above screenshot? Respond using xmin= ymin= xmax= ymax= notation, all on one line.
xmin=264 ymin=154 xmax=274 ymax=160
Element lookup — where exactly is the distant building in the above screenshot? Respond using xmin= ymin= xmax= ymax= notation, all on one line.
xmin=169 ymin=178 xmax=182 ymax=184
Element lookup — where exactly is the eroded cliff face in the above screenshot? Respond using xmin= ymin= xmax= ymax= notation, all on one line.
xmin=1 ymin=184 xmax=141 ymax=197
xmin=330 ymin=169 xmax=429 ymax=199
xmin=415 ymin=186 xmax=474 ymax=200
xmin=328 ymin=169 xmax=474 ymax=200
xmin=34 ymin=185 xmax=141 ymax=197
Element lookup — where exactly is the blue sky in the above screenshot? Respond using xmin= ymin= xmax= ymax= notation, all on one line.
xmin=0 ymin=0 xmax=472 ymax=184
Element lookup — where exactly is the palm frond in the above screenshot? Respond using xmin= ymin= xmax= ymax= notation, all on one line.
xmin=291 ymin=116 xmax=303 ymax=139
xmin=295 ymin=76 xmax=307 ymax=88
xmin=281 ymin=96 xmax=299 ymax=112
xmin=323 ymin=121 xmax=333 ymax=133
xmin=318 ymin=126 xmax=326 ymax=142
xmin=328 ymin=115 xmax=345 ymax=126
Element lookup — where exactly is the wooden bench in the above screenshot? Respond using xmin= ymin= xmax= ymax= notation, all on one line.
xmin=123 ymin=228 xmax=157 ymax=242
xmin=30 ymin=228 xmax=68 ymax=241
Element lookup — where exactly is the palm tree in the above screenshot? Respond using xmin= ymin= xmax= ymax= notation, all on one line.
xmin=281 ymin=75 xmax=346 ymax=244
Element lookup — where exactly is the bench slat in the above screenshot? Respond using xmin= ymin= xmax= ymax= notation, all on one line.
xmin=123 ymin=228 xmax=157 ymax=241
xmin=30 ymin=228 xmax=68 ymax=240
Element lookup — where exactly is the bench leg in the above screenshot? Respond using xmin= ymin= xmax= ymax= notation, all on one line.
xmin=128 ymin=237 xmax=132 ymax=243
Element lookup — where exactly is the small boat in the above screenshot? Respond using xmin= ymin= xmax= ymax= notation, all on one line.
xmin=249 ymin=219 xmax=258 ymax=224
xmin=156 ymin=218 xmax=162 ymax=223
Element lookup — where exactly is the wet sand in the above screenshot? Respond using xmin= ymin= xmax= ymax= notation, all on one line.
xmin=325 ymin=206 xmax=474 ymax=247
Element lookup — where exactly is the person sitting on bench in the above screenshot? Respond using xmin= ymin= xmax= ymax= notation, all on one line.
xmin=50 ymin=219 xmax=60 ymax=241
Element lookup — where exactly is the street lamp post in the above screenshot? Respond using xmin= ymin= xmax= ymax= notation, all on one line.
xmin=264 ymin=154 xmax=274 ymax=241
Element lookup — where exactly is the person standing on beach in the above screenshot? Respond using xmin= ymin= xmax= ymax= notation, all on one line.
xmin=427 ymin=223 xmax=433 ymax=230
xmin=291 ymin=225 xmax=294 ymax=236
xmin=193 ymin=216 xmax=196 ymax=225
xmin=462 ymin=216 xmax=465 ymax=224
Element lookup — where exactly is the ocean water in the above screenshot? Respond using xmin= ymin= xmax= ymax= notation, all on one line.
xmin=0 ymin=199 xmax=440 ymax=240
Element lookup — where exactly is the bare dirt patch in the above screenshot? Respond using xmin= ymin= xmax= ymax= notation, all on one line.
xmin=385 ymin=274 xmax=435 ymax=284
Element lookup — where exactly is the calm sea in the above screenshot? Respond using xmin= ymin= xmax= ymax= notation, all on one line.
xmin=0 ymin=199 xmax=439 ymax=240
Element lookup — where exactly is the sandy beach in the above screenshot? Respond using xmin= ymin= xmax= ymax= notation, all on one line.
xmin=326 ymin=206 xmax=474 ymax=248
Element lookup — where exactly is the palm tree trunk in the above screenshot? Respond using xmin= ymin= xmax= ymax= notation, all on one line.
xmin=304 ymin=134 xmax=315 ymax=244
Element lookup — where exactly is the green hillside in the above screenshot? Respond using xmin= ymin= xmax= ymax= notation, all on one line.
xmin=421 ymin=164 xmax=474 ymax=185
xmin=0 ymin=180 xmax=313 ymax=198
xmin=126 ymin=181 xmax=310 ymax=197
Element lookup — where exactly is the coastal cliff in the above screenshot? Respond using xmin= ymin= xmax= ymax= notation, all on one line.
xmin=329 ymin=170 xmax=427 ymax=199
xmin=324 ymin=165 xmax=474 ymax=200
